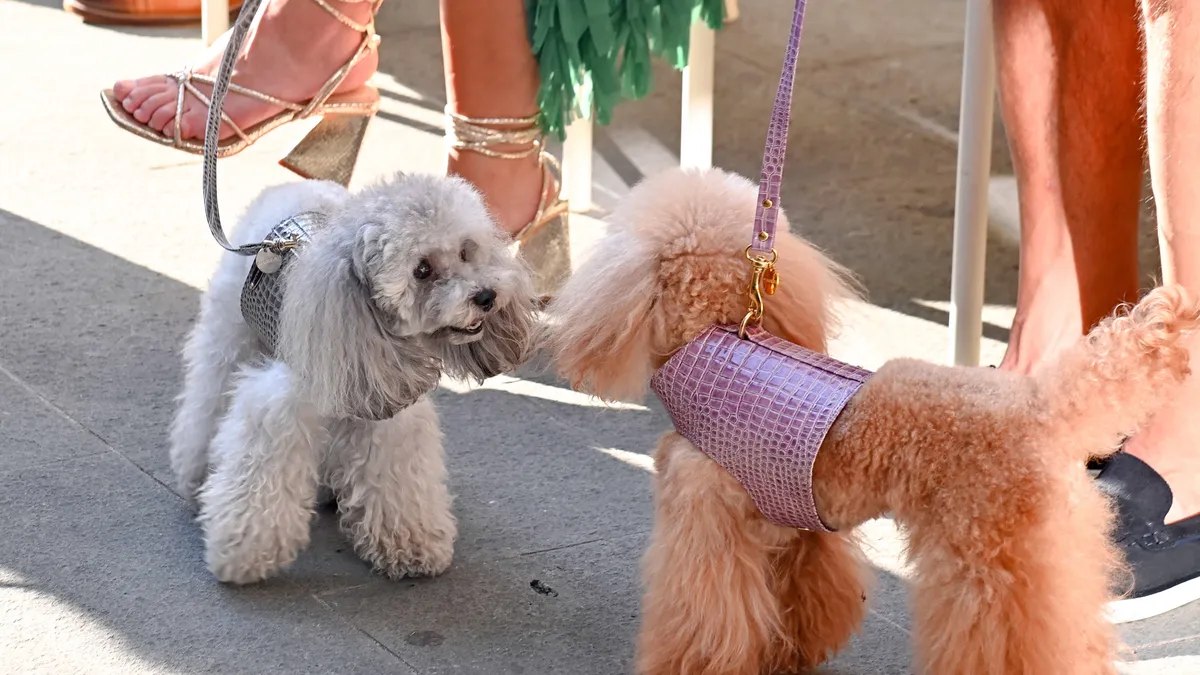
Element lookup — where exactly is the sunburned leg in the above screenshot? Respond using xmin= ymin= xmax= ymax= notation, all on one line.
xmin=993 ymin=0 xmax=1143 ymax=374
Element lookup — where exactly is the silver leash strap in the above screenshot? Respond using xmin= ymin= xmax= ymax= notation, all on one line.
xmin=202 ymin=0 xmax=267 ymax=256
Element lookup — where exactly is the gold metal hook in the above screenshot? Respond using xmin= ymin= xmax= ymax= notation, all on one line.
xmin=739 ymin=246 xmax=781 ymax=338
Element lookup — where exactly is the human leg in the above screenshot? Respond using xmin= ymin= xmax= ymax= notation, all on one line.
xmin=439 ymin=0 xmax=545 ymax=237
xmin=439 ymin=0 xmax=570 ymax=296
xmin=1121 ymin=0 xmax=1200 ymax=523
xmin=1056 ymin=0 xmax=1200 ymax=623
xmin=993 ymin=0 xmax=1143 ymax=374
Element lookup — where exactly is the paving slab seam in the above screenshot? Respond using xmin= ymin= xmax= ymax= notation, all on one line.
xmin=0 ymin=358 xmax=184 ymax=502
xmin=313 ymin=582 xmax=379 ymax=599
xmin=720 ymin=44 xmax=974 ymax=155
xmin=868 ymin=608 xmax=912 ymax=637
xmin=1131 ymin=633 xmax=1200 ymax=650
xmin=868 ymin=101 xmax=960 ymax=147
xmin=516 ymin=537 xmax=608 ymax=557
xmin=310 ymin=592 xmax=424 ymax=674
xmin=723 ymin=40 xmax=963 ymax=81
xmin=502 ymin=529 xmax=652 ymax=562
xmin=0 ymin=358 xmax=120 ymax=449
xmin=510 ymin=395 xmax=655 ymax=440
xmin=0 ymin=450 xmax=111 ymax=476
xmin=802 ymin=87 xmax=960 ymax=161
xmin=147 ymin=159 xmax=205 ymax=171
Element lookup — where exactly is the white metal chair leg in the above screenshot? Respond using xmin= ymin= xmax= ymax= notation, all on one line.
xmin=562 ymin=117 xmax=594 ymax=213
xmin=948 ymin=0 xmax=995 ymax=367
xmin=202 ymin=0 xmax=230 ymax=46
xmin=681 ymin=21 xmax=716 ymax=169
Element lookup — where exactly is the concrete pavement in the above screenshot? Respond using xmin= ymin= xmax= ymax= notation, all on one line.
xmin=1 ymin=0 xmax=1197 ymax=672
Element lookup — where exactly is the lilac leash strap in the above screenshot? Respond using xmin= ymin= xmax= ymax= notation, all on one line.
xmin=750 ymin=0 xmax=807 ymax=255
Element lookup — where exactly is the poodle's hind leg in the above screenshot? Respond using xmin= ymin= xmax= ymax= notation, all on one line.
xmin=768 ymin=530 xmax=872 ymax=672
xmin=325 ymin=398 xmax=456 ymax=579
xmin=905 ymin=468 xmax=1121 ymax=675
xmin=168 ymin=258 xmax=256 ymax=505
xmin=198 ymin=361 xmax=327 ymax=585
xmin=636 ymin=434 xmax=786 ymax=675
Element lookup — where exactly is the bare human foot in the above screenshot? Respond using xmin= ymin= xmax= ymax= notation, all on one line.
xmin=1125 ymin=407 xmax=1200 ymax=523
xmin=111 ymin=0 xmax=379 ymax=142
xmin=998 ymin=256 xmax=1088 ymax=375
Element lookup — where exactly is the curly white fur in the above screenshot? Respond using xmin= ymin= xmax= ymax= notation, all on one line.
xmin=170 ymin=172 xmax=538 ymax=584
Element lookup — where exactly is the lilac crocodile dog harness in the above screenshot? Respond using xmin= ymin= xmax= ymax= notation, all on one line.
xmin=649 ymin=0 xmax=873 ymax=532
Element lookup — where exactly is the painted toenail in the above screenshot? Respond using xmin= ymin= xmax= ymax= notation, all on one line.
xmin=123 ymin=97 xmax=134 ymax=109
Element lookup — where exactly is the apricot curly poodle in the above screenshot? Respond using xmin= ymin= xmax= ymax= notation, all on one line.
xmin=548 ymin=167 xmax=1200 ymax=675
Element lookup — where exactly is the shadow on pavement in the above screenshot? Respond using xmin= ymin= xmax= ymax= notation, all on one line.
xmin=0 ymin=208 xmax=678 ymax=674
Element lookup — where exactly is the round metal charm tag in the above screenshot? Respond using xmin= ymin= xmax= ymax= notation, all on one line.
xmin=254 ymin=248 xmax=283 ymax=274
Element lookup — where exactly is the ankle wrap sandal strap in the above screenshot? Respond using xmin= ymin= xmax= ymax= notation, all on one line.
xmin=170 ymin=69 xmax=308 ymax=146
xmin=298 ymin=0 xmax=383 ymax=118
xmin=444 ymin=110 xmax=543 ymax=160
xmin=444 ymin=109 xmax=572 ymax=300
xmin=310 ymin=0 xmax=377 ymax=33
xmin=443 ymin=109 xmax=567 ymax=241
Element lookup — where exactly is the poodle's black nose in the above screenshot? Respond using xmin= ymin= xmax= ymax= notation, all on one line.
xmin=472 ymin=288 xmax=496 ymax=312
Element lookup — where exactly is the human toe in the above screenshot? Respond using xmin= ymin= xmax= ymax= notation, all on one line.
xmin=133 ymin=90 xmax=176 ymax=126
xmin=146 ymin=94 xmax=182 ymax=134
xmin=122 ymin=79 xmax=171 ymax=115
xmin=178 ymin=102 xmax=235 ymax=142
xmin=112 ymin=75 xmax=165 ymax=100
xmin=112 ymin=79 xmax=136 ymax=100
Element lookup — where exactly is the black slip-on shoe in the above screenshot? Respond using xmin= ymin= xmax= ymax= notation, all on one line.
xmin=1097 ymin=452 xmax=1200 ymax=623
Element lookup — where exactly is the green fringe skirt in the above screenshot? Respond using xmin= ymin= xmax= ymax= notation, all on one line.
xmin=525 ymin=0 xmax=726 ymax=140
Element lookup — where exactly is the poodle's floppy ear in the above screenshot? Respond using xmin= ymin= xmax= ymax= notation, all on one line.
xmin=277 ymin=227 xmax=441 ymax=421
xmin=548 ymin=231 xmax=664 ymax=403
xmin=760 ymin=231 xmax=859 ymax=354
xmin=437 ymin=276 xmax=542 ymax=383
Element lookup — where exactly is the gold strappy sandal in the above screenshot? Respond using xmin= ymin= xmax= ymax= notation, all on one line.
xmin=445 ymin=110 xmax=572 ymax=302
xmin=99 ymin=0 xmax=383 ymax=187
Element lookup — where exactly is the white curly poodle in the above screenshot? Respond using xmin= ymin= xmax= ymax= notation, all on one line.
xmin=169 ymin=172 xmax=538 ymax=585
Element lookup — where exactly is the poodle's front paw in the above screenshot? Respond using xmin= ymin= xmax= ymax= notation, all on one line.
xmin=199 ymin=499 xmax=314 ymax=585
xmin=205 ymin=543 xmax=298 ymax=585
xmin=353 ymin=523 xmax=456 ymax=580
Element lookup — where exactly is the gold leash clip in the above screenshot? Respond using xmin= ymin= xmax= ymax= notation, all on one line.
xmin=738 ymin=246 xmax=780 ymax=338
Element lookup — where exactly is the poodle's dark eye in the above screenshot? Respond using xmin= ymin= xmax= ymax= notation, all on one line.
xmin=460 ymin=239 xmax=478 ymax=263
xmin=413 ymin=258 xmax=433 ymax=280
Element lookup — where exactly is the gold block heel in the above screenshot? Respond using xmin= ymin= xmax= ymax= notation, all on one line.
xmin=279 ymin=113 xmax=373 ymax=187
xmin=518 ymin=211 xmax=571 ymax=303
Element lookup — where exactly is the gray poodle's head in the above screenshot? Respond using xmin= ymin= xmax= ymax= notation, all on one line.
xmin=278 ymin=172 xmax=540 ymax=421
